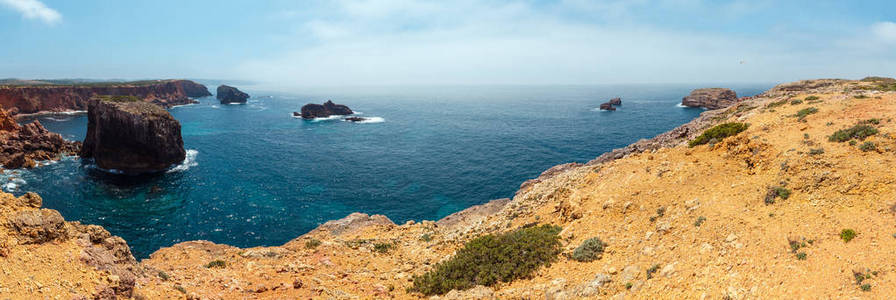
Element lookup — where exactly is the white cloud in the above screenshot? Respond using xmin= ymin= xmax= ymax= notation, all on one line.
xmin=0 ymin=0 xmax=61 ymax=25
xmin=872 ymin=21 xmax=896 ymax=43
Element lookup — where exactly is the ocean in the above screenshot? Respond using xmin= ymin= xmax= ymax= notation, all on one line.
xmin=5 ymin=83 xmax=771 ymax=258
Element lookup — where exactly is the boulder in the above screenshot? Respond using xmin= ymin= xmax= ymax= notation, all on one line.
xmin=299 ymin=100 xmax=354 ymax=119
xmin=681 ymin=88 xmax=738 ymax=110
xmin=216 ymin=85 xmax=250 ymax=104
xmin=599 ymin=103 xmax=616 ymax=111
xmin=80 ymin=97 xmax=185 ymax=174
xmin=344 ymin=117 xmax=367 ymax=122
xmin=608 ymin=98 xmax=622 ymax=105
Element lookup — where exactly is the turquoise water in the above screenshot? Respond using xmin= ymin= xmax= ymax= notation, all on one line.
xmin=6 ymin=84 xmax=770 ymax=258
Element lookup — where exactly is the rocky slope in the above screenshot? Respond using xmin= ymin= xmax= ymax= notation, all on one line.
xmin=0 ymin=80 xmax=211 ymax=115
xmin=681 ymin=88 xmax=738 ymax=109
xmin=3 ymin=78 xmax=896 ymax=299
xmin=0 ymin=109 xmax=80 ymax=169
xmin=80 ymin=96 xmax=186 ymax=174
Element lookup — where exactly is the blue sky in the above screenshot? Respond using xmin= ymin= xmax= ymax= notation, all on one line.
xmin=1 ymin=0 xmax=895 ymax=86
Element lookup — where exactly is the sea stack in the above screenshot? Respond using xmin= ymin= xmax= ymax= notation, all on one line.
xmin=681 ymin=88 xmax=738 ymax=110
xmin=599 ymin=97 xmax=621 ymax=111
xmin=298 ymin=100 xmax=354 ymax=119
xmin=216 ymin=85 xmax=250 ymax=104
xmin=0 ymin=109 xmax=80 ymax=169
xmin=80 ymin=96 xmax=185 ymax=174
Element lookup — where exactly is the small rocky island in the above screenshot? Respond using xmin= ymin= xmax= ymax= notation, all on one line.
xmin=0 ymin=109 xmax=80 ymax=169
xmin=80 ymin=96 xmax=186 ymax=174
xmin=599 ymin=97 xmax=622 ymax=111
xmin=216 ymin=85 xmax=250 ymax=104
xmin=296 ymin=100 xmax=355 ymax=119
xmin=681 ymin=88 xmax=738 ymax=110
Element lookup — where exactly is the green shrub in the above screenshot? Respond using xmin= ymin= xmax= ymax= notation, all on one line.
xmin=861 ymin=283 xmax=872 ymax=291
xmin=809 ymin=148 xmax=825 ymax=155
xmin=694 ymin=216 xmax=706 ymax=227
xmin=805 ymin=96 xmax=820 ymax=101
xmin=94 ymin=95 xmax=141 ymax=103
xmin=420 ymin=233 xmax=433 ymax=242
xmin=205 ymin=260 xmax=226 ymax=268
xmin=408 ymin=224 xmax=562 ymax=296
xmin=765 ymin=186 xmax=791 ymax=204
xmin=158 ymin=271 xmax=170 ymax=281
xmin=646 ymin=264 xmax=660 ymax=279
xmin=571 ymin=237 xmax=606 ymax=262
xmin=829 ymin=124 xmax=878 ymax=142
xmin=840 ymin=229 xmax=857 ymax=242
xmin=854 ymin=95 xmax=868 ymax=99
xmin=305 ymin=239 xmax=321 ymax=249
xmin=859 ymin=141 xmax=876 ymax=152
xmin=175 ymin=285 xmax=187 ymax=293
xmin=796 ymin=252 xmax=807 ymax=260
xmin=689 ymin=123 xmax=749 ymax=147
xmin=766 ymin=99 xmax=788 ymax=109
xmin=374 ymin=242 xmax=394 ymax=254
xmin=795 ymin=107 xmax=818 ymax=121
xmin=790 ymin=99 xmax=803 ymax=105
xmin=860 ymin=118 xmax=881 ymax=125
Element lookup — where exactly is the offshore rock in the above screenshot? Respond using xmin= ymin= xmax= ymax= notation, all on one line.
xmin=0 ymin=109 xmax=80 ymax=169
xmin=681 ymin=88 xmax=738 ymax=110
xmin=216 ymin=85 xmax=250 ymax=104
xmin=299 ymin=100 xmax=354 ymax=119
xmin=80 ymin=97 xmax=185 ymax=174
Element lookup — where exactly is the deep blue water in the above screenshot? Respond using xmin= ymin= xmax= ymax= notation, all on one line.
xmin=4 ymin=84 xmax=770 ymax=258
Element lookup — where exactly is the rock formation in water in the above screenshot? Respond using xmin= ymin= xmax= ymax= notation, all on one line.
xmin=599 ymin=98 xmax=621 ymax=111
xmin=344 ymin=117 xmax=367 ymax=122
xmin=608 ymin=97 xmax=622 ymax=106
xmin=599 ymin=103 xmax=616 ymax=111
xmin=216 ymin=85 xmax=250 ymax=104
xmin=681 ymin=88 xmax=738 ymax=110
xmin=80 ymin=96 xmax=185 ymax=174
xmin=0 ymin=109 xmax=80 ymax=169
xmin=0 ymin=80 xmax=210 ymax=115
xmin=299 ymin=100 xmax=354 ymax=119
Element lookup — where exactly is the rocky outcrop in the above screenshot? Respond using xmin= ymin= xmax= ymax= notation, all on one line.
xmin=0 ymin=109 xmax=80 ymax=169
xmin=599 ymin=103 xmax=615 ymax=111
xmin=80 ymin=97 xmax=185 ymax=174
xmin=299 ymin=100 xmax=354 ymax=119
xmin=216 ymin=85 xmax=250 ymax=104
xmin=608 ymin=98 xmax=622 ymax=105
xmin=599 ymin=98 xmax=621 ymax=111
xmin=681 ymin=88 xmax=738 ymax=110
xmin=304 ymin=212 xmax=395 ymax=237
xmin=0 ymin=80 xmax=209 ymax=115
xmin=0 ymin=192 xmax=138 ymax=298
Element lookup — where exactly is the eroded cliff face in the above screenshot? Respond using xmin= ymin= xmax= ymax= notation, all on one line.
xmin=4 ymin=78 xmax=896 ymax=299
xmin=0 ymin=80 xmax=210 ymax=115
xmin=681 ymin=88 xmax=739 ymax=110
xmin=80 ymin=98 xmax=185 ymax=174
xmin=0 ymin=109 xmax=80 ymax=169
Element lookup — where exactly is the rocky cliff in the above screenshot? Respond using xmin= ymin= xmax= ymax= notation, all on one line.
xmin=80 ymin=97 xmax=185 ymax=174
xmin=681 ymin=88 xmax=738 ymax=109
xmin=216 ymin=85 xmax=250 ymax=104
xmin=0 ymin=80 xmax=210 ymax=115
xmin=4 ymin=78 xmax=896 ymax=299
xmin=0 ymin=109 xmax=80 ymax=169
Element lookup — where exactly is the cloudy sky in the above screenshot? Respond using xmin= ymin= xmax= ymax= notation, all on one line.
xmin=1 ymin=0 xmax=895 ymax=86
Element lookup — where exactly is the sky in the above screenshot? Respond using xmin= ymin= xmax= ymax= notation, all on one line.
xmin=1 ymin=0 xmax=895 ymax=86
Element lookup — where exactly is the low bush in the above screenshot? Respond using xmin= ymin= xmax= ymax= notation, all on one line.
xmin=765 ymin=186 xmax=791 ymax=204
xmin=694 ymin=216 xmax=706 ymax=227
xmin=305 ymin=239 xmax=321 ymax=249
xmin=859 ymin=141 xmax=876 ymax=152
xmin=408 ymin=224 xmax=562 ymax=296
xmin=790 ymin=99 xmax=803 ymax=105
xmin=205 ymin=260 xmax=226 ymax=268
xmin=373 ymin=242 xmax=394 ymax=254
xmin=805 ymin=96 xmax=820 ymax=101
xmin=158 ymin=271 xmax=170 ymax=281
xmin=689 ymin=123 xmax=749 ymax=147
xmin=795 ymin=107 xmax=818 ymax=121
xmin=646 ymin=264 xmax=660 ymax=279
xmin=840 ymin=229 xmax=857 ymax=242
xmin=809 ymin=148 xmax=825 ymax=155
xmin=571 ymin=237 xmax=606 ymax=262
xmin=829 ymin=124 xmax=878 ymax=142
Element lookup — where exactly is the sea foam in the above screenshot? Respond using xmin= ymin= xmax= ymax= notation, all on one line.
xmin=168 ymin=149 xmax=199 ymax=173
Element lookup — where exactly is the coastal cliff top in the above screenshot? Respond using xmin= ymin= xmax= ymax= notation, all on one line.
xmin=0 ymin=79 xmax=196 ymax=88
xmin=4 ymin=78 xmax=896 ymax=299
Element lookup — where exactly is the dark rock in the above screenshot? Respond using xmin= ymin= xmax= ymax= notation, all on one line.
xmin=608 ymin=98 xmax=622 ymax=106
xmin=180 ymin=80 xmax=212 ymax=98
xmin=344 ymin=117 xmax=367 ymax=122
xmin=0 ymin=80 xmax=207 ymax=114
xmin=300 ymin=100 xmax=354 ymax=119
xmin=681 ymin=88 xmax=738 ymax=110
xmin=80 ymin=97 xmax=186 ymax=174
xmin=599 ymin=103 xmax=616 ymax=111
xmin=216 ymin=85 xmax=250 ymax=104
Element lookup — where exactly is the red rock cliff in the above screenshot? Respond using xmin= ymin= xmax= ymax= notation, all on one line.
xmin=0 ymin=80 xmax=211 ymax=115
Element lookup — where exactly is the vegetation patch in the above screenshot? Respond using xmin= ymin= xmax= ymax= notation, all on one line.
xmin=829 ymin=124 xmax=878 ymax=143
xmin=94 ymin=95 xmax=141 ymax=103
xmin=804 ymin=96 xmax=820 ymax=101
xmin=373 ymin=242 xmax=394 ymax=254
xmin=420 ymin=233 xmax=433 ymax=242
xmin=790 ymin=99 xmax=803 ymax=105
xmin=840 ymin=229 xmax=857 ymax=242
xmin=859 ymin=141 xmax=876 ymax=152
xmin=689 ymin=122 xmax=749 ymax=147
xmin=305 ymin=238 xmax=321 ymax=249
xmin=158 ymin=271 xmax=170 ymax=281
xmin=646 ymin=264 xmax=660 ymax=279
xmin=408 ymin=224 xmax=562 ymax=296
xmin=649 ymin=206 xmax=666 ymax=222
xmin=794 ymin=107 xmax=818 ymax=121
xmin=571 ymin=237 xmax=606 ymax=262
xmin=765 ymin=99 xmax=788 ymax=109
xmin=765 ymin=186 xmax=791 ymax=204
xmin=694 ymin=216 xmax=706 ymax=227
xmin=205 ymin=260 xmax=226 ymax=268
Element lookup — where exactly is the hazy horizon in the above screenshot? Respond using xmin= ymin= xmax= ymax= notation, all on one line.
xmin=2 ymin=0 xmax=895 ymax=86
